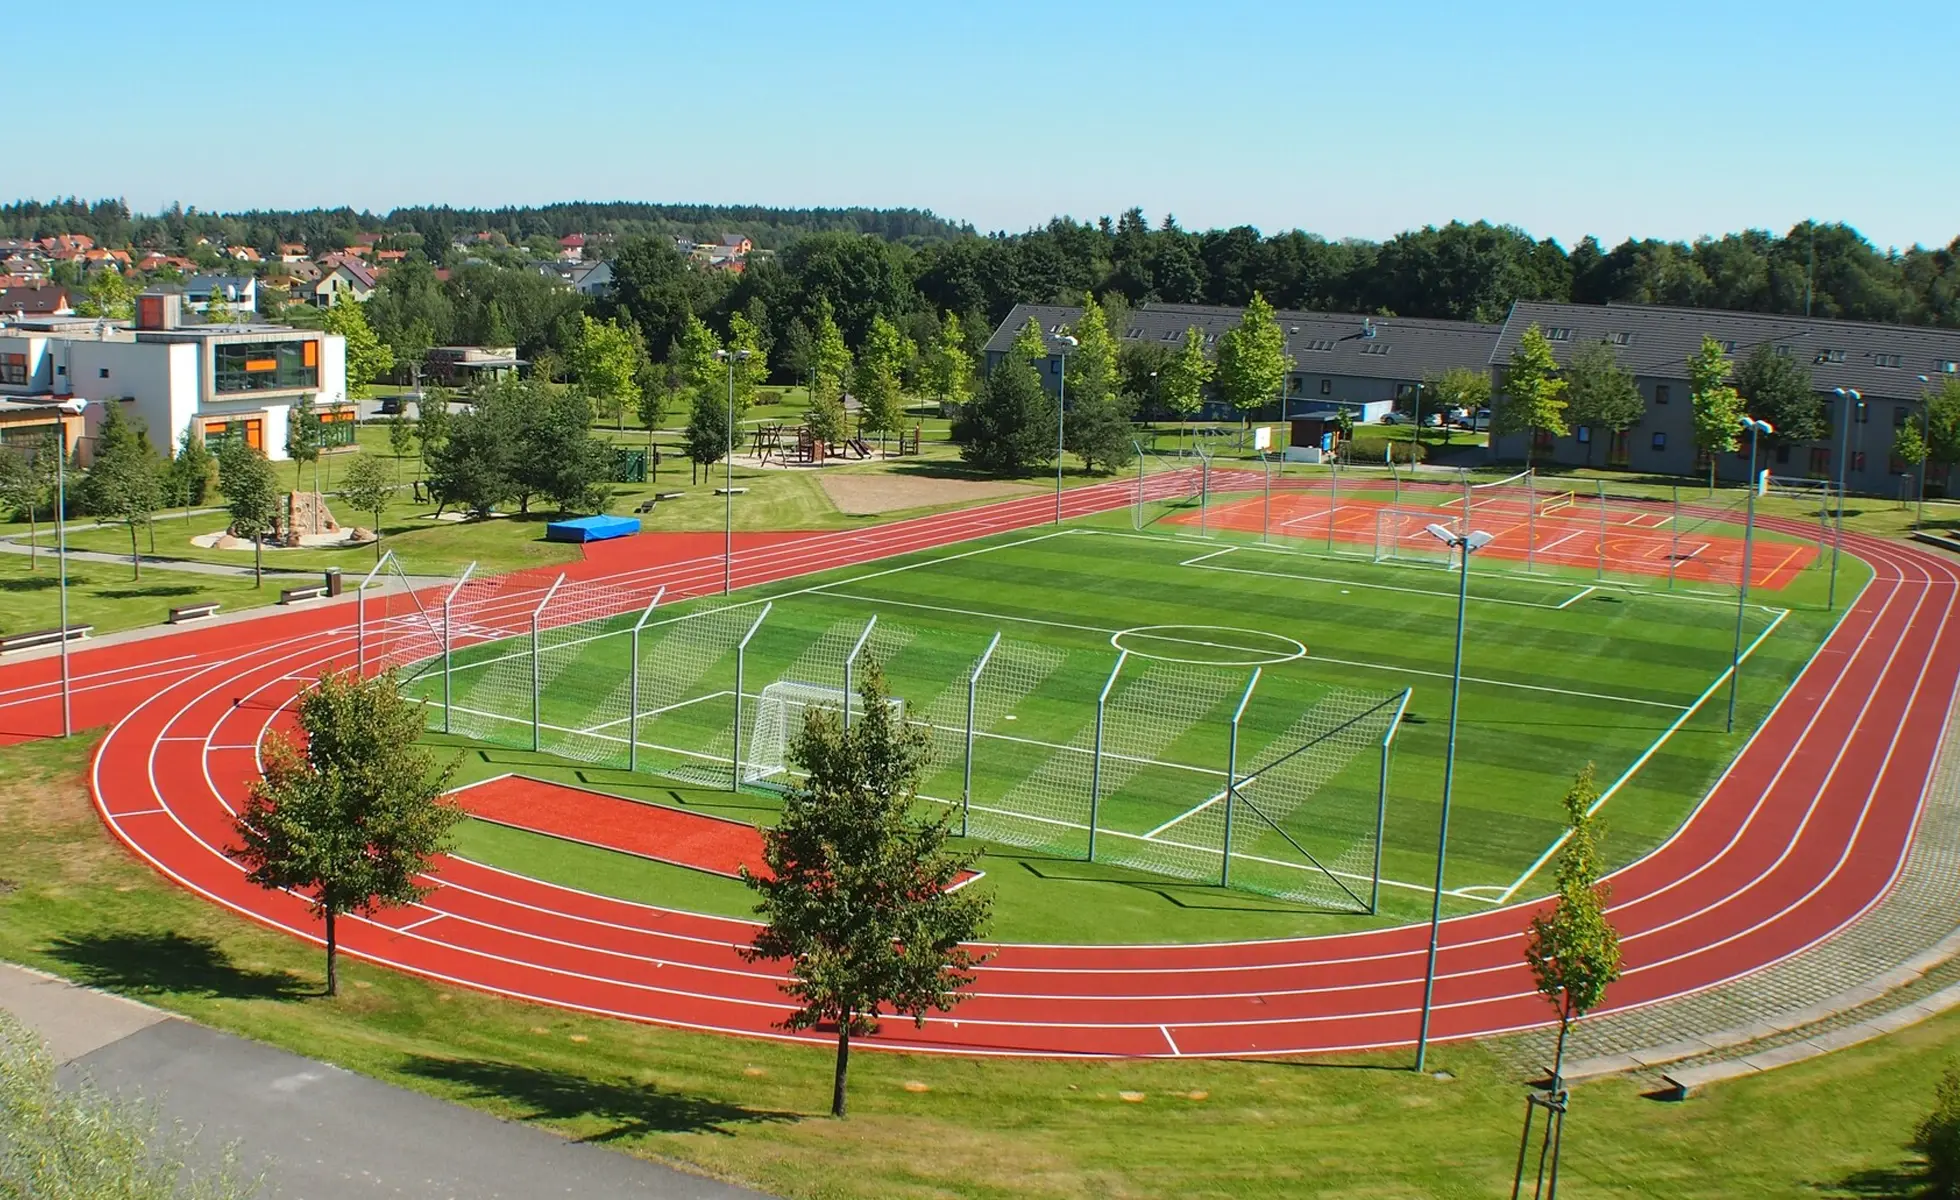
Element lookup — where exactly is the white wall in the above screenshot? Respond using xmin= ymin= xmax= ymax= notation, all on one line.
xmin=317 ymin=333 xmax=348 ymax=409
xmin=63 ymin=340 xmax=197 ymax=456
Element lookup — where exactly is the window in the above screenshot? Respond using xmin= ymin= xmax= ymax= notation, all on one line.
xmin=1775 ymin=344 xmax=1792 ymax=357
xmin=1395 ymin=383 xmax=1415 ymax=399
xmin=1775 ymin=444 xmax=1791 ymax=465
xmin=1941 ymin=361 xmax=1959 ymax=374
xmin=1607 ymin=430 xmax=1631 ymax=468
xmin=1855 ymin=402 xmax=1869 ymax=423
xmin=55 ymin=365 xmax=64 ymax=376
xmin=98 ymin=367 xmax=109 ymax=379
xmin=201 ymin=417 xmax=264 ymax=454
xmin=214 ymin=339 xmax=319 ymax=394
xmin=1852 ymin=451 xmax=1867 ymax=472
xmin=1891 ymin=454 xmax=1909 ymax=475
xmin=1817 ymin=349 xmax=1847 ymax=364
xmin=1716 ymin=339 xmax=1737 ymax=353
xmin=1359 ymin=342 xmax=1390 ymax=356
xmin=1050 ymin=359 xmax=1061 ymax=375
xmin=0 ymin=353 xmax=24 ymax=386
xmin=1608 ymin=331 xmax=1632 ymax=346
xmin=1654 ymin=384 xmax=1671 ymax=405
xmin=1808 ymin=447 xmax=1831 ymax=478
xmin=1545 ymin=327 xmax=1572 ymax=341
xmin=317 ymin=409 xmax=357 ymax=448
xmin=1652 ymin=432 xmax=1668 ymax=450
xmin=1125 ymin=328 xmax=1141 ymax=339
xmin=1894 ymin=406 xmax=1910 ymax=427
xmin=1319 ymin=378 xmax=1332 ymax=396
xmin=1576 ymin=425 xmax=1591 ymax=444
xmin=1874 ymin=352 xmax=1903 ymax=368
xmin=1533 ymin=429 xmax=1555 ymax=452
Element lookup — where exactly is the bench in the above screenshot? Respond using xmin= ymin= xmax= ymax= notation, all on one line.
xmin=654 ymin=491 xmax=684 ymax=501
xmin=167 ymin=602 xmax=221 ymax=624
xmin=713 ymin=486 xmax=748 ymax=496
xmin=279 ymin=585 xmax=328 ymax=605
xmin=0 ymin=625 xmax=93 ymax=653
xmin=633 ymin=498 xmax=657 ymax=514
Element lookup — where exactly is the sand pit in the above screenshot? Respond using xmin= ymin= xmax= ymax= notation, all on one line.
xmin=818 ymin=472 xmax=1038 ymax=516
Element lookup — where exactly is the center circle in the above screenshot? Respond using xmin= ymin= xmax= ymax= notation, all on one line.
xmin=1109 ymin=625 xmax=1307 ymax=667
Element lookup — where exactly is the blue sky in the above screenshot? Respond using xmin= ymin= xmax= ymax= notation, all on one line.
xmin=50 ymin=0 xmax=1959 ymax=249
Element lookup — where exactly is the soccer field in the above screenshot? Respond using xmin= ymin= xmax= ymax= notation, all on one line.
xmin=399 ymin=516 xmax=1852 ymax=935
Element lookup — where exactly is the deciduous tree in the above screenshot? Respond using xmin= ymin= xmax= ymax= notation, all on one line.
xmin=285 ymin=394 xmax=321 ymax=489
xmin=572 ymin=314 xmax=647 ymax=431
xmin=338 ymin=452 xmax=395 ymax=560
xmin=323 ymin=295 xmax=395 ymax=400
xmin=683 ymin=389 xmax=733 ymax=484
xmin=217 ymin=441 xmax=280 ymax=586
xmin=79 ymin=405 xmax=162 ymax=579
xmin=1492 ymin=325 xmax=1569 ymax=466
xmin=231 ymin=669 xmax=461 ymax=997
xmin=1159 ymin=326 xmax=1213 ymax=446
xmin=1562 ymin=341 xmax=1644 ymax=466
xmin=924 ymin=311 xmax=974 ymax=412
xmin=811 ymin=299 xmax=853 ymax=409
xmin=742 ymin=664 xmax=990 ymax=1118
xmin=1687 ymin=335 xmax=1744 ymax=492
xmin=0 ymin=433 xmax=56 ymax=570
xmin=1733 ymin=342 xmax=1822 ymax=447
xmin=1214 ymin=291 xmax=1293 ymax=435
xmin=1011 ymin=316 xmax=1049 ymax=363
xmin=1522 ymin=762 xmax=1622 ymax=1091
xmin=852 ymin=315 xmax=909 ymax=453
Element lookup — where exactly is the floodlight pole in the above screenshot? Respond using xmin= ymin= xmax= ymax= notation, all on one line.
xmin=731 ymin=602 xmax=772 ymax=790
xmin=1727 ymin=419 xmax=1772 ymax=733
xmin=963 ymin=632 xmax=1002 ymax=839
xmin=1221 ymin=668 xmax=1261 ymax=888
xmin=1053 ymin=335 xmax=1077 ymax=524
xmin=1918 ymin=376 xmax=1935 ymax=530
xmin=1828 ymin=387 xmax=1860 ymax=610
xmin=530 ymin=574 xmax=566 ymax=753
xmin=842 ymin=615 xmax=878 ymax=731
xmin=353 ymin=549 xmax=396 ymax=675
xmin=625 ymin=586 xmax=667 ymax=773
xmin=718 ymin=349 xmax=752 ymax=595
xmin=1416 ymin=525 xmax=1485 ymax=1074
xmin=440 ymin=562 xmax=476 ymax=735
xmin=1087 ymin=649 xmax=1128 ymax=862
xmin=54 ymin=411 xmax=74 ymax=737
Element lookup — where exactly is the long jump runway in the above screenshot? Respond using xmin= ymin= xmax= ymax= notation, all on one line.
xmin=10 ymin=474 xmax=1959 ymax=1057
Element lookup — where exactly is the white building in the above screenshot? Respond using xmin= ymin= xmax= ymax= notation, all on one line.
xmin=0 ymin=293 xmax=349 ymax=463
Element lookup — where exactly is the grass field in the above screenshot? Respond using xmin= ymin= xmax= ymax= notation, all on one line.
xmin=399 ymin=510 xmax=1858 ymax=939
xmin=2 ymin=732 xmax=1951 ymax=1198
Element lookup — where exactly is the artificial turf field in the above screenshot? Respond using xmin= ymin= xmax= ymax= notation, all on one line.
xmin=403 ymin=506 xmax=1857 ymax=942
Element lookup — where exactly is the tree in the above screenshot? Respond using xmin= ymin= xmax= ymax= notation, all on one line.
xmin=322 ymin=295 xmax=395 ymax=401
xmin=1916 ymin=1061 xmax=1960 ymax=1198
xmin=386 ymin=407 xmax=415 ymax=478
xmin=285 ymin=394 xmax=320 ymax=489
xmin=923 ymin=311 xmax=974 ymax=413
xmin=218 ymin=442 xmax=280 ymax=586
xmin=672 ymin=314 xmax=725 ymax=400
xmin=231 ymin=669 xmax=462 ymax=997
xmin=1732 ymin=342 xmax=1822 ymax=447
xmin=522 ymin=389 xmax=614 ymax=513
xmin=572 ymin=314 xmax=646 ymax=431
xmin=1213 ymin=291 xmax=1292 ymax=435
xmin=683 ymin=389 xmax=733 ymax=484
xmin=338 ymin=453 xmax=395 ymax=560
xmin=1522 ymin=762 xmax=1622 ymax=1091
xmin=810 ymin=298 xmax=852 ymax=408
xmin=76 ymin=268 xmax=133 ymax=320
xmin=202 ymin=283 xmax=236 ymax=325
xmin=1562 ymin=341 xmax=1644 ymax=466
xmin=163 ymin=425 xmax=214 ymax=526
xmin=1492 ymin=325 xmax=1569 ymax=466
xmin=852 ymin=314 xmax=909 ymax=453
xmin=0 ymin=1012 xmax=262 ymax=1199
xmin=0 ymin=433 xmax=56 ymax=571
xmin=425 ymin=405 xmax=511 ymax=517
xmin=1159 ymin=327 xmax=1213 ymax=446
xmin=414 ymin=388 xmax=452 ymax=466
xmin=79 ymin=405 xmax=162 ymax=580
xmin=727 ymin=310 xmax=771 ymax=415
xmin=741 ymin=664 xmax=990 ymax=1118
xmin=1423 ymin=365 xmax=1493 ymax=419
xmin=1011 ymin=316 xmax=1049 ymax=363
xmin=958 ymin=356 xmax=1054 ymax=475
xmin=635 ymin=362 xmax=673 ymax=467
xmin=1064 ymin=294 xmax=1120 ymax=411
xmin=1687 ymin=335 xmax=1744 ymax=492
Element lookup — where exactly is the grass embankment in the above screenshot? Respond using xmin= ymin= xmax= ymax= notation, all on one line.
xmin=0 ymin=733 xmax=1948 ymax=1198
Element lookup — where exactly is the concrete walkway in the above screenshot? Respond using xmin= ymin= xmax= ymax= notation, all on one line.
xmin=0 ymin=964 xmax=772 ymax=1198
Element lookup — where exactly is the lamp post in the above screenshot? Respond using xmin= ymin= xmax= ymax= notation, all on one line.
xmin=715 ymin=348 xmax=752 ymax=595
xmin=1053 ymin=335 xmax=1077 ymax=524
xmin=1828 ymin=387 xmax=1861 ymax=609
xmin=1414 ymin=521 xmax=1493 ymax=1074
xmin=53 ymin=399 xmax=87 ymax=738
xmin=1411 ymin=381 xmax=1424 ymax=459
xmin=1918 ymin=376 xmax=1937 ymax=529
xmin=1727 ymin=417 xmax=1773 ymax=733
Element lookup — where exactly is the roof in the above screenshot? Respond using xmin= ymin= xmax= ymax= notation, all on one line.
xmin=721 ymin=234 xmax=750 ymax=247
xmin=559 ymin=233 xmax=586 ymax=247
xmin=985 ymin=301 xmax=1501 ymax=383
xmin=317 ymin=256 xmax=378 ymax=289
xmin=1492 ymin=301 xmax=1960 ymax=400
xmin=185 ymin=274 xmax=255 ymax=295
xmin=0 ymin=282 xmax=74 ymax=316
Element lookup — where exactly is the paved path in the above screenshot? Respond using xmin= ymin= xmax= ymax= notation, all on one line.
xmin=0 ymin=963 xmax=772 ymax=1199
xmin=0 ymin=534 xmax=314 ymax=579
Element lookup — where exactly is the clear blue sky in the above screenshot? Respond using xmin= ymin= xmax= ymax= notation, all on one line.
xmin=49 ymin=0 xmax=1959 ymax=250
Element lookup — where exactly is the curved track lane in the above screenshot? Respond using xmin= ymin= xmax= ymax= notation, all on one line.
xmin=49 ymin=480 xmax=1960 ymax=1057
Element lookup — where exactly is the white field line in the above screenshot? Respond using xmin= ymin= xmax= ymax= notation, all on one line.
xmin=1493 ymin=606 xmax=1794 ymax=902
xmin=1179 ymin=548 xmax=1596 ymax=613
xmin=815 ymin=589 xmax=1684 ymax=711
xmin=1555 ymin=586 xmax=1599 ymax=610
xmin=1535 ymin=530 xmax=1586 ymax=555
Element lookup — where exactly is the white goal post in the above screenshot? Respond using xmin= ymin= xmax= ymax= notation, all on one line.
xmin=741 ymin=680 xmax=906 ymax=786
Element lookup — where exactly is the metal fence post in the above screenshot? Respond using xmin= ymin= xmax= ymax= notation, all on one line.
xmin=353 ymin=550 xmax=395 ymax=677
xmin=440 ymin=562 xmax=474 ymax=736
xmin=1222 ymin=669 xmax=1261 ymax=887
xmin=1372 ymin=688 xmax=1414 ymax=914
xmin=964 ymin=632 xmax=1002 ymax=839
xmin=731 ymin=602 xmax=772 ymax=790
xmin=1525 ymin=471 xmax=1537 ymax=573
xmin=530 ymin=574 xmax=565 ymax=754
xmin=1595 ymin=480 xmax=1608 ymax=581
xmin=1668 ymin=486 xmax=1681 ymax=590
xmin=843 ymin=615 xmax=878 ymax=732
xmin=1263 ymin=457 xmax=1273 ymax=544
xmin=1134 ymin=445 xmax=1145 ymax=530
xmin=1327 ymin=461 xmax=1339 ymax=552
xmin=1088 ymin=651 xmax=1128 ymax=862
xmin=625 ymin=587 xmax=665 ymax=774
xmin=1199 ymin=456 xmax=1211 ymax=538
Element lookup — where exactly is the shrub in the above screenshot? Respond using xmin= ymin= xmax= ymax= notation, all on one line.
xmin=1918 ymin=1061 xmax=1960 ymax=1198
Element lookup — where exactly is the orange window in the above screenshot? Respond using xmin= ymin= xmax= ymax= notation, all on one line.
xmin=244 ymin=358 xmax=277 ymax=372
xmin=245 ymin=419 xmax=262 ymax=450
xmin=302 ymin=340 xmax=318 ymax=367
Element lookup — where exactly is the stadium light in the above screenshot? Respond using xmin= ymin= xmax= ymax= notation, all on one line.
xmin=1413 ymin=520 xmax=1490 ymax=1074
xmin=1053 ymin=335 xmax=1078 ymax=524
xmin=1727 ymin=418 xmax=1774 ymax=733
xmin=1827 ymin=387 xmax=1862 ymax=609
xmin=53 ymin=398 xmax=88 ymax=737
xmin=1917 ymin=376 xmax=1935 ymax=529
xmin=715 ymin=349 xmax=752 ymax=595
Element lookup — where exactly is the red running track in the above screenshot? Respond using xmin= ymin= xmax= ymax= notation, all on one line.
xmin=11 ymin=473 xmax=1959 ymax=1057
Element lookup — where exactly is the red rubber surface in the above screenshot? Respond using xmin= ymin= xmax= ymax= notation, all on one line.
xmin=452 ymin=775 xmax=771 ymax=880
xmin=8 ymin=475 xmax=1958 ymax=1058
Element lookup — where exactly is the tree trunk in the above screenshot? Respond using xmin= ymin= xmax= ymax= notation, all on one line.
xmin=129 ymin=523 xmax=141 ymax=580
xmin=324 ymin=907 xmax=338 ymax=997
xmin=831 ymin=1015 xmax=852 ymax=1118
xmin=1708 ymin=459 xmax=1716 ymax=497
xmin=26 ymin=507 xmax=37 ymax=571
xmin=254 ymin=536 xmax=263 ymax=587
xmin=1551 ymin=1012 xmax=1571 ymax=1092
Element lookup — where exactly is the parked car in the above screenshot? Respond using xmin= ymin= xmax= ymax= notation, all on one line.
xmin=1380 ymin=411 xmax=1410 ymax=425
xmin=1466 ymin=408 xmax=1492 ymax=432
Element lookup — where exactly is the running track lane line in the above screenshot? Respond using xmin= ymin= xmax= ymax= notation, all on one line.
xmin=68 ymin=503 xmax=1960 ymax=1056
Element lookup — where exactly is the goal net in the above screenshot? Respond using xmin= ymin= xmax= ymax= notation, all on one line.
xmin=740 ymin=680 xmax=905 ymax=787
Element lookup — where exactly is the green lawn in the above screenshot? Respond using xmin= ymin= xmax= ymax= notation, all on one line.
xmin=403 ymin=517 xmax=1856 ymax=937
xmin=0 ymin=732 xmax=1950 ymax=1199
xmin=0 ymin=548 xmax=288 ymax=637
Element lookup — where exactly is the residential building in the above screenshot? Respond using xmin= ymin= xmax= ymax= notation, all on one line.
xmin=310 ymin=256 xmax=377 ymax=306
xmin=720 ymin=234 xmax=752 ymax=257
xmin=2 ymin=253 xmax=44 ymax=279
xmin=570 ymin=260 xmax=612 ymax=297
xmin=226 ymin=246 xmax=262 ymax=263
xmin=278 ymin=242 xmax=308 ymax=263
xmin=135 ymin=252 xmax=197 ymax=275
xmin=0 ymin=396 xmax=88 ymax=461
xmin=0 ymin=294 xmax=348 ymax=463
xmin=183 ymin=275 xmax=259 ymax=314
xmin=39 ymin=234 xmax=93 ymax=255
xmin=1486 ymin=301 xmax=1960 ymax=493
xmin=984 ymin=301 xmax=1500 ymax=423
xmin=558 ymin=233 xmax=586 ymax=261
xmin=425 ymin=345 xmax=523 ymax=387
xmin=0 ymin=282 xmax=75 ymax=318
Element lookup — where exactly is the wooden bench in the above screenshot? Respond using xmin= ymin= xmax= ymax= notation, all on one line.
xmin=0 ymin=625 xmax=93 ymax=653
xmin=279 ymin=585 xmax=328 ymax=605
xmin=633 ymin=498 xmax=657 ymax=514
xmin=168 ymin=602 xmax=221 ymax=624
xmin=654 ymin=491 xmax=685 ymax=501
xmin=713 ymin=486 xmax=748 ymax=496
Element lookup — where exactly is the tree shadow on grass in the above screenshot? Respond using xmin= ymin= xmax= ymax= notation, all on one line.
xmin=0 ymin=574 xmax=64 ymax=593
xmin=44 ymin=931 xmax=310 ymax=1002
xmin=401 ymin=1055 xmax=798 ymax=1141
xmin=97 ymin=585 xmax=202 ymax=600
xmin=1013 ymin=859 xmax=1341 ymax=916
xmin=1812 ymin=1160 xmax=1928 ymax=1197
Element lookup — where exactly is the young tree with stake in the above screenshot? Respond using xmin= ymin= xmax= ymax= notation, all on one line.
xmin=1561 ymin=341 xmax=1643 ymax=467
xmin=218 ymin=441 xmax=281 ymax=586
xmin=1214 ymin=291 xmax=1292 ymax=441
xmin=1492 ymin=325 xmax=1569 ymax=467
xmin=742 ymin=664 xmax=990 ymax=1118
xmin=79 ymin=405 xmax=162 ymax=580
xmin=1523 ymin=762 xmax=1622 ymax=1090
xmin=231 ymin=669 xmax=462 ymax=997
xmin=0 ymin=433 xmax=57 ymax=571
xmin=1687 ymin=335 xmax=1744 ymax=494
xmin=338 ymin=452 xmax=396 ymax=560
xmin=1159 ymin=326 xmax=1213 ymax=448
